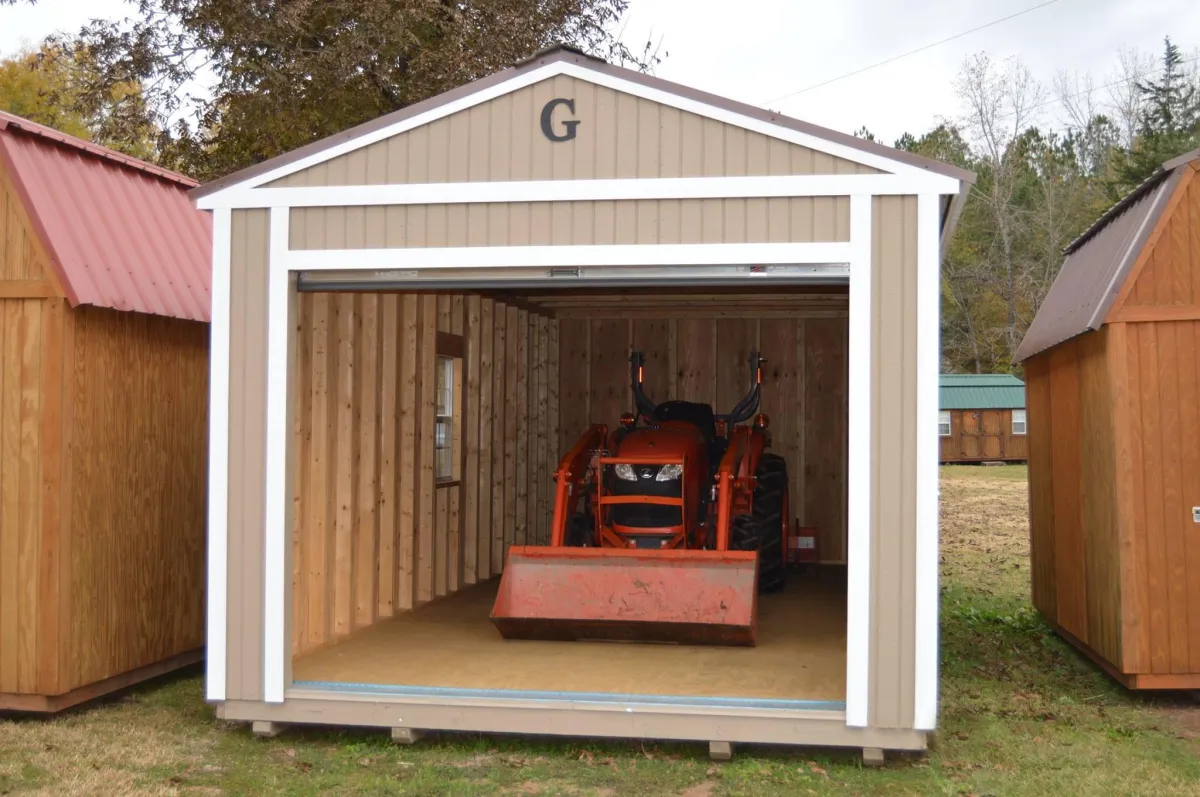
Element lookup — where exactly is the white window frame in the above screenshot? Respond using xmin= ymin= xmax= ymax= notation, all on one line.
xmin=1012 ymin=409 xmax=1027 ymax=436
xmin=938 ymin=410 xmax=952 ymax=437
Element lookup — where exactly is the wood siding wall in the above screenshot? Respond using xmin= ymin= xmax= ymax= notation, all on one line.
xmin=1025 ymin=330 xmax=1123 ymax=667
xmin=290 ymin=291 xmax=558 ymax=657
xmin=938 ymin=409 xmax=1028 ymax=463
xmin=65 ymin=307 xmax=208 ymax=689
xmin=1111 ymin=168 xmax=1200 ymax=317
xmin=269 ymin=75 xmax=877 ymax=188
xmin=556 ymin=308 xmax=848 ymax=562
xmin=0 ymin=298 xmax=207 ymax=698
xmin=290 ymin=199 xmax=851 ymax=249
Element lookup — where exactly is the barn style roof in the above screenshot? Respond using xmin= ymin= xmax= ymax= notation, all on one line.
xmin=0 ymin=110 xmax=212 ymax=322
xmin=939 ymin=374 xmax=1026 ymax=411
xmin=192 ymin=44 xmax=975 ymax=199
xmin=1015 ymin=147 xmax=1200 ymax=362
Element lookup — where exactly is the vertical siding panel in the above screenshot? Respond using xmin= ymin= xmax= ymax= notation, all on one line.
xmin=637 ymin=98 xmax=661 ymax=177
xmin=464 ymin=296 xmax=482 ymax=584
xmin=593 ymin=87 xmax=617 ymax=179
xmin=678 ymin=320 xmax=716 ymax=406
xmin=291 ymin=295 xmax=311 ymax=654
xmin=354 ymin=295 xmax=380 ymax=630
xmin=1137 ymin=324 xmax=1169 ymax=672
xmin=417 ymin=295 xmax=437 ymax=603
xmin=506 ymin=307 xmax=523 ymax=551
xmin=760 ymin=319 xmax=799 ymax=534
xmin=537 ymin=315 xmax=552 ymax=543
xmin=0 ymin=303 xmax=15 ymax=691
xmin=679 ymin=112 xmax=703 ymax=178
xmin=529 ymin=80 xmax=557 ymax=181
xmin=397 ymin=294 xmax=419 ymax=610
xmin=484 ymin=96 xmax=509 ymax=181
xmin=491 ymin=307 xmax=508 ymax=573
xmin=805 ymin=319 xmax=848 ymax=562
xmin=1124 ymin=324 xmax=1150 ymax=667
xmin=37 ymin=299 xmax=63 ymax=694
xmin=548 ymin=318 xmax=560 ymax=525
xmin=303 ymin=294 xmax=334 ymax=650
xmin=557 ymin=319 xmax=590 ymax=453
xmin=1048 ymin=344 xmax=1086 ymax=641
xmin=513 ymin=307 xmax=528 ymax=544
xmin=1182 ymin=321 xmax=1200 ymax=671
xmin=632 ymin=320 xmax=670 ymax=406
xmin=701 ymin=118 xmax=724 ymax=177
xmin=527 ymin=316 xmax=542 ymax=542
xmin=1025 ymin=354 xmax=1058 ymax=622
xmin=573 ymin=79 xmax=596 ymax=180
xmin=508 ymin=87 xmax=534 ymax=181
xmin=435 ymin=488 xmax=449 ymax=597
xmin=1155 ymin=323 xmax=1189 ymax=672
xmin=377 ymin=295 xmax=399 ymax=618
xmin=476 ymin=299 xmax=495 ymax=579
xmin=550 ymin=75 xmax=576 ymax=179
xmin=589 ymin=320 xmax=631 ymax=424
xmin=715 ymin=319 xmax=755 ymax=412
xmin=614 ymin=92 xmax=638 ymax=179
xmin=659 ymin=105 xmax=681 ymax=178
xmin=332 ymin=295 xmax=357 ymax=638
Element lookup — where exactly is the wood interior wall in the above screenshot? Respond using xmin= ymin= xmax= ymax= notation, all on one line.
xmin=291 ymin=291 xmax=558 ymax=657
xmin=1025 ymin=329 xmax=1123 ymax=669
xmin=65 ymin=307 xmax=209 ymax=691
xmin=553 ymin=294 xmax=847 ymax=562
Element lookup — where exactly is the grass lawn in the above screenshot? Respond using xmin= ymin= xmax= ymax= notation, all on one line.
xmin=2 ymin=465 xmax=1198 ymax=795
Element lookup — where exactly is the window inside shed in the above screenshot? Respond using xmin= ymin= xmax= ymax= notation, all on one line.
xmin=1011 ymin=409 xmax=1027 ymax=436
xmin=435 ymin=356 xmax=455 ymax=481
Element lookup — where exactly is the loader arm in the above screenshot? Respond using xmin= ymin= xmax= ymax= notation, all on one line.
xmin=713 ymin=426 xmax=767 ymax=550
xmin=549 ymin=424 xmax=608 ymax=547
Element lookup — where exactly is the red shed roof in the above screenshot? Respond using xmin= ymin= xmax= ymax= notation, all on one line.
xmin=0 ymin=110 xmax=211 ymax=322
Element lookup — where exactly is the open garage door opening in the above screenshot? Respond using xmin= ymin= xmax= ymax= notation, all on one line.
xmin=287 ymin=277 xmax=850 ymax=709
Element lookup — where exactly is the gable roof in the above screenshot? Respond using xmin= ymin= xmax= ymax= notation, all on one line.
xmin=0 ymin=110 xmax=212 ymax=322
xmin=939 ymin=373 xmax=1025 ymax=410
xmin=192 ymin=45 xmax=974 ymax=201
xmin=1015 ymin=147 xmax=1200 ymax=362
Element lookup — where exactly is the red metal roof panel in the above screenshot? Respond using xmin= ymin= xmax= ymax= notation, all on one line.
xmin=0 ymin=111 xmax=210 ymax=322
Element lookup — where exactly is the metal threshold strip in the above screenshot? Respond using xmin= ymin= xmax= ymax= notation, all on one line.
xmin=298 ymin=263 xmax=850 ymax=292
xmin=291 ymin=680 xmax=846 ymax=712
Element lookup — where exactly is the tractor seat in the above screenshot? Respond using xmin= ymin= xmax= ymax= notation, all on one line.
xmin=654 ymin=400 xmax=718 ymax=455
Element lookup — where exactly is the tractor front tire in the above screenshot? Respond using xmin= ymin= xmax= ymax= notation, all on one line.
xmin=730 ymin=454 xmax=789 ymax=594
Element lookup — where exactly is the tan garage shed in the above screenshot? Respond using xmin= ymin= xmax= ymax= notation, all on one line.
xmin=193 ymin=46 xmax=971 ymax=757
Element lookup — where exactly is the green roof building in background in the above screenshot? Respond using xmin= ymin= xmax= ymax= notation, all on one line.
xmin=939 ymin=373 xmax=1026 ymax=411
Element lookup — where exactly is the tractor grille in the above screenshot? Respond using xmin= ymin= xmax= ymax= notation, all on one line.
xmin=607 ymin=467 xmax=683 ymax=529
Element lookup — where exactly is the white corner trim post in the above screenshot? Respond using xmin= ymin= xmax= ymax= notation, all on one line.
xmin=263 ymin=207 xmax=294 ymax=703
xmin=845 ymin=194 xmax=873 ymax=728
xmin=205 ymin=208 xmax=232 ymax=702
xmin=913 ymin=194 xmax=942 ymax=730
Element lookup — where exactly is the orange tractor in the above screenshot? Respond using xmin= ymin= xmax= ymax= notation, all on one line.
xmin=491 ymin=351 xmax=789 ymax=647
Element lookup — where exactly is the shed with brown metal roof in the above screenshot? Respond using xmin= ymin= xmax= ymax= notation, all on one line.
xmin=0 ymin=110 xmax=211 ymax=711
xmin=1016 ymin=147 xmax=1200 ymax=690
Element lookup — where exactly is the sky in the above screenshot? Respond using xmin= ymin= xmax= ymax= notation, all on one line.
xmin=2 ymin=0 xmax=1199 ymax=143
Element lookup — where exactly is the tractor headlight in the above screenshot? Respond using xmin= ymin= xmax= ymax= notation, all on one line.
xmin=613 ymin=463 xmax=638 ymax=481
xmin=655 ymin=463 xmax=683 ymax=481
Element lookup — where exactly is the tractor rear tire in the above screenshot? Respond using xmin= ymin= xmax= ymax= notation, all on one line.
xmin=730 ymin=454 xmax=789 ymax=593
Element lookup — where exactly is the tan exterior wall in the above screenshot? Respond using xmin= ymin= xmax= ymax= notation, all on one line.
xmin=226 ymin=209 xmax=269 ymax=702
xmin=289 ymin=198 xmax=850 ymax=250
xmin=268 ymin=75 xmax=880 ymax=188
xmin=869 ymin=195 xmax=918 ymax=729
xmin=219 ymin=194 xmax=927 ymax=729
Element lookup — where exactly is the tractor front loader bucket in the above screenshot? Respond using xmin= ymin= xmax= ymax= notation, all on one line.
xmin=490 ymin=547 xmax=759 ymax=646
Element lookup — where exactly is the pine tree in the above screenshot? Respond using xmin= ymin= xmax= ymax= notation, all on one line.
xmin=1114 ymin=37 xmax=1200 ymax=190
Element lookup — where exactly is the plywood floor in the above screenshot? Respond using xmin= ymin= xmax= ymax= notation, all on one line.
xmin=294 ymin=569 xmax=846 ymax=702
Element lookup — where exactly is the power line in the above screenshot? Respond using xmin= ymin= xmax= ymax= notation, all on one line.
xmin=761 ymin=0 xmax=1061 ymax=107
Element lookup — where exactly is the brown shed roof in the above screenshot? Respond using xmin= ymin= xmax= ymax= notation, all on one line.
xmin=192 ymin=45 xmax=974 ymax=200
xmin=1014 ymin=147 xmax=1200 ymax=362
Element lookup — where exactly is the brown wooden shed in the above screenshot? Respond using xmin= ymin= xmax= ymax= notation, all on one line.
xmin=0 ymin=111 xmax=211 ymax=712
xmin=938 ymin=374 xmax=1027 ymax=464
xmin=1016 ymin=147 xmax=1200 ymax=690
xmin=193 ymin=46 xmax=972 ymax=757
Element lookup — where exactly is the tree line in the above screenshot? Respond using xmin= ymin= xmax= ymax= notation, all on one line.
xmin=1 ymin=3 xmax=1196 ymax=375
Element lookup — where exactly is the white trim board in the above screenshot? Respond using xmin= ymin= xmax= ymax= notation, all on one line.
xmin=913 ymin=194 xmax=941 ymax=730
xmin=197 ymin=58 xmax=962 ymax=202
xmin=197 ymin=173 xmax=954 ymax=210
xmin=205 ymin=207 xmax=231 ymax=702
xmin=282 ymin=242 xmax=852 ymax=272
xmin=844 ymin=195 xmax=873 ymax=728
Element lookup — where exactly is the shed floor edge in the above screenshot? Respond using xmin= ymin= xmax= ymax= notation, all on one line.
xmin=216 ymin=696 xmax=928 ymax=751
